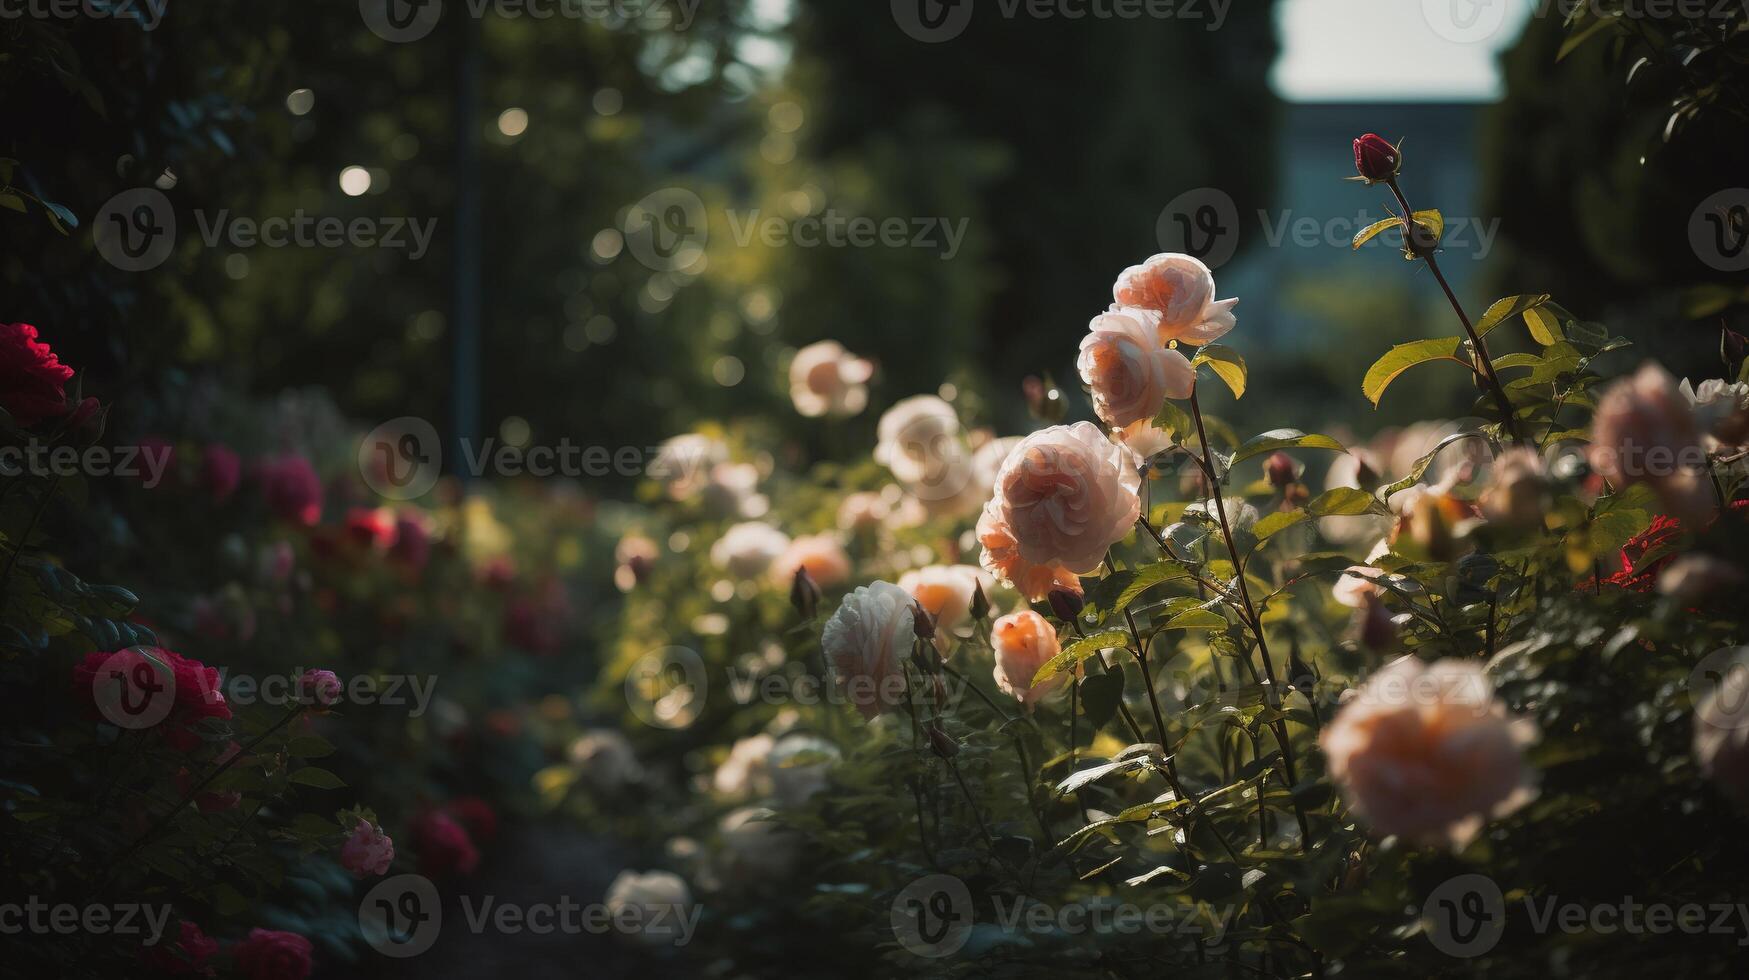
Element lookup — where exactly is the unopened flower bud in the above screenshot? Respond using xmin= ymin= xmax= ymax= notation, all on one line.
xmin=926 ymin=723 xmax=959 ymax=759
xmin=1352 ymin=133 xmax=1401 ymax=184
xmin=911 ymin=601 xmax=937 ymax=640
xmin=789 ymin=566 xmax=820 ymax=620
xmin=1047 ymin=588 xmax=1084 ymax=623
xmin=1358 ymin=595 xmax=1397 ymax=651
xmin=969 ymin=580 xmax=990 ymax=622
xmin=1264 ymin=451 xmax=1298 ymax=489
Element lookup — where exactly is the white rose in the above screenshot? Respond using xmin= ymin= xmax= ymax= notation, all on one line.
xmin=567 ymin=729 xmax=643 ymax=790
xmin=651 ymin=434 xmax=728 ymax=500
xmin=822 ymin=581 xmax=916 ymax=720
xmin=718 ymin=806 xmax=803 ymax=884
xmin=874 ymin=395 xmax=976 ymax=504
xmin=710 ymin=521 xmax=791 ymax=580
xmin=768 ymin=733 xmax=838 ymax=807
xmin=604 ymin=870 xmax=695 ymax=946
xmin=712 ymin=734 xmax=776 ymax=799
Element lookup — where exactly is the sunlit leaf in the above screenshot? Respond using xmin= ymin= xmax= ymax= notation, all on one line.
xmin=1361 ymin=337 xmax=1467 ymax=407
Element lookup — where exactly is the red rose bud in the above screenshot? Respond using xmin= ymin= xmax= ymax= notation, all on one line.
xmin=1352 ymin=133 xmax=1401 ymax=183
xmin=1047 ymin=587 xmax=1084 ymax=623
xmin=1264 ymin=451 xmax=1298 ymax=489
xmin=789 ymin=566 xmax=820 ymax=620
xmin=911 ymin=601 xmax=937 ymax=640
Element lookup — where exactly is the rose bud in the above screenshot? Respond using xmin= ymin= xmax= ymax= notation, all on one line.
xmin=926 ymin=723 xmax=959 ymax=759
xmin=1358 ymin=595 xmax=1397 ymax=652
xmin=1352 ymin=133 xmax=1401 ymax=184
xmin=910 ymin=600 xmax=937 ymax=641
xmin=1264 ymin=451 xmax=1298 ymax=489
xmin=1047 ymin=587 xmax=1084 ymax=623
xmin=969 ymin=580 xmax=990 ymax=622
xmin=789 ymin=566 xmax=820 ymax=621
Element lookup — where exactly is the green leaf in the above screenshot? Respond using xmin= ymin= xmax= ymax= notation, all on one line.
xmin=1033 ymin=629 xmax=1128 ymax=685
xmin=1475 ymin=294 xmax=1550 ymax=338
xmin=287 ymin=767 xmax=346 ymax=790
xmin=1410 ymin=209 xmax=1444 ymax=241
xmin=1252 ymin=509 xmax=1309 ymax=542
xmin=1084 ymin=563 xmax=1194 ymax=623
xmin=1230 ymin=428 xmax=1347 ymax=466
xmin=1308 ymin=487 xmax=1384 ymax=516
xmin=1351 ymin=216 xmax=1404 ymax=249
xmin=1079 ymin=672 xmax=1124 ymax=731
xmin=288 ymin=735 xmax=335 ymax=759
xmin=1193 ymin=344 xmax=1247 ymax=400
xmin=1362 ymin=337 xmax=1467 ymax=407
xmin=1377 ymin=430 xmax=1494 ymax=500
xmin=1160 ymin=607 xmax=1227 ymax=631
xmin=0 ymin=193 xmax=26 ymax=214
xmin=1053 ymin=754 xmax=1158 ymax=797
xmin=1524 ymin=305 xmax=1563 ymax=345
xmin=1558 ymin=15 xmax=1615 ymax=61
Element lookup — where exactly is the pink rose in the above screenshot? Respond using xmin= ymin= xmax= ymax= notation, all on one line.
xmin=232 ymin=929 xmax=312 ymax=980
xmin=769 ymin=533 xmax=851 ymax=590
xmin=978 ymin=422 xmax=1140 ymax=592
xmin=1077 ymin=307 xmax=1194 ymax=428
xmin=141 ymin=920 xmax=220 ymax=976
xmin=1110 ymin=254 xmax=1237 ymax=345
xmin=298 ymin=669 xmax=343 ymax=708
xmin=258 ymin=454 xmax=323 ymax=526
xmin=1321 ymin=657 xmax=1536 ymax=848
xmin=789 ymin=340 xmax=874 ymax=418
xmin=821 ymin=582 xmax=916 ymax=720
xmin=201 ymin=444 xmax=241 ymax=503
xmin=339 ymin=819 xmax=395 ymax=877
xmin=991 ymin=610 xmax=1069 ymax=709
xmin=1590 ymin=362 xmax=1714 ymax=521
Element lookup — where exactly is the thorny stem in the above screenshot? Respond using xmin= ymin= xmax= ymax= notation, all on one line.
xmin=1384 ymin=178 xmax=1528 ymax=447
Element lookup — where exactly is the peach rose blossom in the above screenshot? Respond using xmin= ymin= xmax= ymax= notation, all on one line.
xmin=1478 ymin=447 xmax=1552 ymax=528
xmin=789 ymin=340 xmax=874 ymax=418
xmin=1110 ymin=253 xmax=1237 ymax=345
xmin=898 ymin=564 xmax=991 ymax=644
xmin=710 ymin=521 xmax=790 ymax=580
xmin=712 ymin=733 xmax=777 ymax=799
xmin=652 ymin=433 xmax=728 ymax=500
xmin=822 ymin=581 xmax=916 ymax=720
xmin=976 ymin=500 xmax=1084 ymax=602
xmin=1112 ymin=418 xmax=1175 ymax=462
xmin=981 ymin=422 xmax=1141 ymax=580
xmin=1077 ymin=307 xmax=1195 ymax=428
xmin=1591 ymin=362 xmax=1714 ymax=521
xmin=836 ymin=491 xmax=890 ymax=532
xmin=1322 ymin=656 xmax=1536 ymax=848
xmin=769 ymin=533 xmax=852 ymax=589
xmin=991 ymin=610 xmax=1070 ymax=709
xmin=702 ymin=461 xmax=768 ymax=519
xmin=1332 ymin=566 xmax=1385 ymax=609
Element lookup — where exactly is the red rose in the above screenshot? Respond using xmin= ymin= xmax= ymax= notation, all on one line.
xmin=411 ymin=809 xmax=479 ymax=877
xmin=202 ymin=444 xmax=241 ymax=502
xmin=232 ymin=929 xmax=312 ymax=980
xmin=141 ymin=920 xmax=221 ymax=976
xmin=445 ymin=796 xmax=498 ymax=843
xmin=344 ymin=507 xmax=398 ymax=551
xmin=72 ymin=647 xmax=231 ymax=749
xmin=1352 ymin=133 xmax=1401 ymax=183
xmin=258 ymin=454 xmax=323 ymax=526
xmin=0 ymin=322 xmax=75 ymax=428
